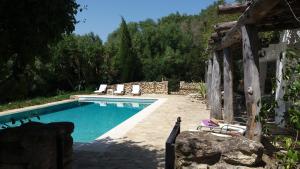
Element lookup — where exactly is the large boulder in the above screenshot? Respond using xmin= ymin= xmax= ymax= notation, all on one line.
xmin=175 ymin=131 xmax=264 ymax=168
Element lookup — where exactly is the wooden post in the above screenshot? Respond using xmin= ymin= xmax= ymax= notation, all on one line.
xmin=275 ymin=51 xmax=286 ymax=127
xmin=211 ymin=51 xmax=222 ymax=120
xmin=223 ymin=48 xmax=234 ymax=123
xmin=259 ymin=61 xmax=267 ymax=95
xmin=206 ymin=58 xmax=213 ymax=109
xmin=241 ymin=25 xmax=262 ymax=142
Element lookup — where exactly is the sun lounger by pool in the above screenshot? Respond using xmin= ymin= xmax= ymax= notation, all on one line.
xmin=114 ymin=84 xmax=125 ymax=95
xmin=94 ymin=84 xmax=107 ymax=94
xmin=197 ymin=119 xmax=246 ymax=136
xmin=131 ymin=85 xmax=141 ymax=96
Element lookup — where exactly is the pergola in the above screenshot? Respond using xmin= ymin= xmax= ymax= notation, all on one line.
xmin=206 ymin=0 xmax=300 ymax=142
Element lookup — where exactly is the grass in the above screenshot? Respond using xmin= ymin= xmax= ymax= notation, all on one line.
xmin=0 ymin=90 xmax=92 ymax=112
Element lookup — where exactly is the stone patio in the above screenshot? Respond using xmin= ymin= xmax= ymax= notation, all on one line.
xmin=73 ymin=94 xmax=210 ymax=169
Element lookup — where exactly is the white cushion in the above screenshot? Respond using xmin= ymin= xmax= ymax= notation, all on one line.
xmin=99 ymin=84 xmax=107 ymax=92
xmin=132 ymin=85 xmax=140 ymax=94
xmin=116 ymin=84 xmax=124 ymax=92
xmin=94 ymin=84 xmax=107 ymax=93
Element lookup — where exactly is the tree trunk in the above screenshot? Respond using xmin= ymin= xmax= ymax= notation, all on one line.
xmin=242 ymin=25 xmax=262 ymax=142
xmin=223 ymin=48 xmax=233 ymax=123
xmin=211 ymin=51 xmax=222 ymax=120
xmin=206 ymin=58 xmax=213 ymax=109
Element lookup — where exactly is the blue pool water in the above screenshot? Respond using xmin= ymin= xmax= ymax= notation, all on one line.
xmin=0 ymin=98 xmax=156 ymax=143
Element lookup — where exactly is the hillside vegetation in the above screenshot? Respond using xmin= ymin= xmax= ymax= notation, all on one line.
xmin=0 ymin=0 xmax=238 ymax=102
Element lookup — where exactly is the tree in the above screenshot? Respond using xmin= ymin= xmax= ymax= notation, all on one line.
xmin=50 ymin=33 xmax=105 ymax=91
xmin=0 ymin=0 xmax=79 ymax=102
xmin=115 ymin=17 xmax=141 ymax=82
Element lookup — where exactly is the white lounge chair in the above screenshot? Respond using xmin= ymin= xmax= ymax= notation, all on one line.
xmin=131 ymin=85 xmax=141 ymax=95
xmin=197 ymin=119 xmax=246 ymax=136
xmin=114 ymin=84 xmax=125 ymax=95
xmin=94 ymin=84 xmax=107 ymax=94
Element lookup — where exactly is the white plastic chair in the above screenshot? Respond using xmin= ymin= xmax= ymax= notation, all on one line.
xmin=94 ymin=84 xmax=107 ymax=94
xmin=114 ymin=84 xmax=125 ymax=95
xmin=131 ymin=85 xmax=141 ymax=95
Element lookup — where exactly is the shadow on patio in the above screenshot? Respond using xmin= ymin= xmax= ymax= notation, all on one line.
xmin=73 ymin=137 xmax=165 ymax=169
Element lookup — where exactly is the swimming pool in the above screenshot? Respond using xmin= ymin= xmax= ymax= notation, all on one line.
xmin=0 ymin=98 xmax=157 ymax=143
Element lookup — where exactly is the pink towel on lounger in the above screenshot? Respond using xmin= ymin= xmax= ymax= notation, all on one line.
xmin=201 ymin=120 xmax=218 ymax=127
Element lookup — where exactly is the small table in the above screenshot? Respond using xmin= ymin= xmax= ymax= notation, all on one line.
xmin=107 ymin=89 xmax=114 ymax=95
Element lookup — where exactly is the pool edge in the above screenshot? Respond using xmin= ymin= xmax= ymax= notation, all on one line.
xmin=0 ymin=99 xmax=76 ymax=117
xmin=95 ymin=97 xmax=167 ymax=140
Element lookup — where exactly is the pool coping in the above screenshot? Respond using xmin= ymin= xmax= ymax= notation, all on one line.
xmin=0 ymin=99 xmax=76 ymax=117
xmin=0 ymin=94 xmax=167 ymax=148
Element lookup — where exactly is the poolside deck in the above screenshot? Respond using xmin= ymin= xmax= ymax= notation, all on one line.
xmin=73 ymin=94 xmax=210 ymax=169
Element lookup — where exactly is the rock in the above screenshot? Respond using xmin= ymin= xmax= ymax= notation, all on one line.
xmin=0 ymin=122 xmax=74 ymax=169
xmin=175 ymin=131 xmax=264 ymax=168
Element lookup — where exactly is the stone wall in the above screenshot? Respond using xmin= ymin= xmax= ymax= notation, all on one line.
xmin=108 ymin=81 xmax=168 ymax=95
xmin=177 ymin=81 xmax=200 ymax=95
xmin=0 ymin=122 xmax=74 ymax=169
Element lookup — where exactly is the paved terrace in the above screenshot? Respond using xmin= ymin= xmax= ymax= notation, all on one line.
xmin=73 ymin=94 xmax=210 ymax=169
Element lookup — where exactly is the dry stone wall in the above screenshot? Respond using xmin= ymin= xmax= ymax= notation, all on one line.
xmin=108 ymin=81 xmax=168 ymax=95
xmin=177 ymin=81 xmax=200 ymax=95
xmin=0 ymin=122 xmax=74 ymax=169
xmin=106 ymin=81 xmax=201 ymax=95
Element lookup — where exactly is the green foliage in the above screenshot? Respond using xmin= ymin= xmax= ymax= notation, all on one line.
xmin=168 ymin=78 xmax=180 ymax=92
xmin=105 ymin=2 xmax=238 ymax=82
xmin=275 ymin=136 xmax=300 ymax=169
xmin=114 ymin=18 xmax=142 ymax=82
xmin=50 ymin=33 xmax=107 ymax=91
xmin=283 ymin=48 xmax=300 ymax=130
xmin=261 ymin=47 xmax=300 ymax=168
xmin=0 ymin=90 xmax=92 ymax=112
xmin=259 ymin=31 xmax=281 ymax=46
xmin=198 ymin=82 xmax=207 ymax=99
xmin=0 ymin=0 xmax=79 ymax=102
xmin=0 ymin=0 xmax=239 ymax=103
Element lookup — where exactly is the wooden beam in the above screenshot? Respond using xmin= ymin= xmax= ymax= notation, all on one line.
xmin=210 ymin=51 xmax=222 ymax=120
xmin=218 ymin=3 xmax=249 ymax=15
xmin=216 ymin=0 xmax=281 ymax=50
xmin=223 ymin=48 xmax=233 ymax=123
xmin=214 ymin=21 xmax=237 ymax=32
xmin=211 ymin=30 xmax=228 ymax=41
xmin=258 ymin=21 xmax=300 ymax=32
xmin=242 ymin=25 xmax=262 ymax=142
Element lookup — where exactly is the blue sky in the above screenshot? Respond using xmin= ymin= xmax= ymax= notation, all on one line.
xmin=74 ymin=0 xmax=224 ymax=41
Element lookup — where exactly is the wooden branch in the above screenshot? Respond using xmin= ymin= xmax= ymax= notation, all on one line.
xmin=242 ymin=25 xmax=262 ymax=142
xmin=215 ymin=0 xmax=281 ymax=50
xmin=218 ymin=3 xmax=250 ymax=15
xmin=206 ymin=58 xmax=213 ymax=109
xmin=210 ymin=51 xmax=222 ymax=120
xmin=214 ymin=21 xmax=237 ymax=32
xmin=223 ymin=48 xmax=233 ymax=123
